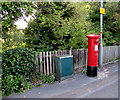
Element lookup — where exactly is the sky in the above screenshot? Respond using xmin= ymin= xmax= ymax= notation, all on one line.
xmin=14 ymin=15 xmax=33 ymax=29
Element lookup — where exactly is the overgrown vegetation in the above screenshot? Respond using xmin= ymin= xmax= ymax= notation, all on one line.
xmin=2 ymin=48 xmax=55 ymax=96
xmin=1 ymin=2 xmax=34 ymax=35
xmin=2 ymin=28 xmax=26 ymax=52
xmin=31 ymin=73 xmax=55 ymax=87
xmin=89 ymin=2 xmax=120 ymax=45
xmin=2 ymin=48 xmax=36 ymax=95
xmin=24 ymin=2 xmax=91 ymax=51
xmin=2 ymin=48 xmax=37 ymax=80
xmin=2 ymin=2 xmax=120 ymax=52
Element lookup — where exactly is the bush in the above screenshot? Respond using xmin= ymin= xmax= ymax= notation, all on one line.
xmin=31 ymin=73 xmax=55 ymax=88
xmin=39 ymin=73 xmax=55 ymax=84
xmin=2 ymin=75 xmax=33 ymax=96
xmin=2 ymin=48 xmax=37 ymax=96
xmin=2 ymin=48 xmax=37 ymax=80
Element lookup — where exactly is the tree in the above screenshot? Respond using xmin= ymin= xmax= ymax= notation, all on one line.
xmin=1 ymin=2 xmax=34 ymax=51
xmin=89 ymin=2 xmax=120 ymax=45
xmin=1 ymin=2 xmax=34 ymax=38
xmin=24 ymin=2 xmax=75 ymax=51
xmin=24 ymin=2 xmax=92 ymax=51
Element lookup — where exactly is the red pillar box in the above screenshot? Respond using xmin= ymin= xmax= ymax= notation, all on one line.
xmin=86 ymin=34 xmax=100 ymax=77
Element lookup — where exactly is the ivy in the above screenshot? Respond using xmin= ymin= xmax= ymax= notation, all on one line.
xmin=2 ymin=48 xmax=37 ymax=96
xmin=2 ymin=48 xmax=55 ymax=96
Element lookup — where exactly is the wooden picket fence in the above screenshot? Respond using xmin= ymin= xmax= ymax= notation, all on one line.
xmin=35 ymin=46 xmax=120 ymax=75
xmin=103 ymin=46 xmax=120 ymax=63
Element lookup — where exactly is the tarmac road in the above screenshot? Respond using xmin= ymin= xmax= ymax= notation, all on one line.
xmin=79 ymin=78 xmax=118 ymax=98
xmin=52 ymin=70 xmax=118 ymax=98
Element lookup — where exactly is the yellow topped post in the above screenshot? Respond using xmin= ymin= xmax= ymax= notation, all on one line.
xmin=100 ymin=8 xmax=105 ymax=14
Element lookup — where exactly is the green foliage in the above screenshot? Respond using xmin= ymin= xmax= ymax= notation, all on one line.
xmin=89 ymin=2 xmax=120 ymax=46
xmin=1 ymin=2 xmax=34 ymax=52
xmin=0 ymin=91 xmax=2 ymax=99
xmin=81 ymin=69 xmax=87 ymax=75
xmin=67 ymin=3 xmax=92 ymax=49
xmin=80 ymin=66 xmax=87 ymax=75
xmin=2 ymin=28 xmax=26 ymax=52
xmin=41 ymin=74 xmax=55 ymax=84
xmin=24 ymin=2 xmax=74 ymax=51
xmin=0 ymin=68 xmax=2 ymax=98
xmin=24 ymin=2 xmax=91 ymax=51
xmin=32 ymin=73 xmax=55 ymax=86
xmin=2 ymin=48 xmax=37 ymax=96
xmin=2 ymin=48 xmax=37 ymax=79
xmin=2 ymin=2 xmax=119 ymax=52
xmin=1 ymin=2 xmax=34 ymax=36
xmin=2 ymin=47 xmax=55 ymax=95
xmin=2 ymin=75 xmax=33 ymax=96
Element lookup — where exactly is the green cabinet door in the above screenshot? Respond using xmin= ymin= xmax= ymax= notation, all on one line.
xmin=61 ymin=57 xmax=73 ymax=77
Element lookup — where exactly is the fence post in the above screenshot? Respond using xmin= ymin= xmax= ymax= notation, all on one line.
xmin=43 ymin=52 xmax=46 ymax=74
xmin=39 ymin=52 xmax=43 ymax=73
xmin=85 ymin=49 xmax=88 ymax=70
xmin=46 ymin=52 xmax=49 ymax=75
xmin=49 ymin=51 xmax=52 ymax=74
xmin=35 ymin=53 xmax=39 ymax=72
xmin=69 ymin=50 xmax=71 ymax=55
xmin=52 ymin=51 xmax=55 ymax=73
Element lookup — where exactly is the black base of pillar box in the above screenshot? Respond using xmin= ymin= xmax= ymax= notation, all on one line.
xmin=87 ymin=66 xmax=97 ymax=77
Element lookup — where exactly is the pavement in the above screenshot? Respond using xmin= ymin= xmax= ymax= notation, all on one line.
xmin=3 ymin=60 xmax=120 ymax=98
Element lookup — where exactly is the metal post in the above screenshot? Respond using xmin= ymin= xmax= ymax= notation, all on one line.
xmin=99 ymin=0 xmax=103 ymax=66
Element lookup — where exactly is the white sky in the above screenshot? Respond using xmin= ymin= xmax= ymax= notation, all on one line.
xmin=14 ymin=15 xmax=33 ymax=29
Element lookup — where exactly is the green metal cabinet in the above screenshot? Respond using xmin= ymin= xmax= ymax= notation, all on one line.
xmin=55 ymin=55 xmax=73 ymax=81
